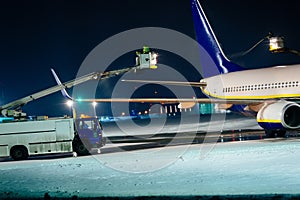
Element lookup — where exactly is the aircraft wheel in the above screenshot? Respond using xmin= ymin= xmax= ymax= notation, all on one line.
xmin=265 ymin=130 xmax=275 ymax=138
xmin=265 ymin=130 xmax=286 ymax=138
xmin=277 ymin=130 xmax=286 ymax=137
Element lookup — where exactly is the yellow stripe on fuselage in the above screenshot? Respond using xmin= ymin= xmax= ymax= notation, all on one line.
xmin=257 ymin=119 xmax=281 ymax=123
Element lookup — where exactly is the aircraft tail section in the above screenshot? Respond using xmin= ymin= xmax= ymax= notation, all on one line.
xmin=191 ymin=0 xmax=243 ymax=77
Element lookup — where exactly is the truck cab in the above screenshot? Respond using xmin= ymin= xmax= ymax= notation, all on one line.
xmin=73 ymin=117 xmax=105 ymax=155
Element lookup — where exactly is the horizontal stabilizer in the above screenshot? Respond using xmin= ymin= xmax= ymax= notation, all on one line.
xmin=121 ymin=79 xmax=206 ymax=87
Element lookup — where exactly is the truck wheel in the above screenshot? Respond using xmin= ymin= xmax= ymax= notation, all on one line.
xmin=10 ymin=146 xmax=29 ymax=160
xmin=73 ymin=139 xmax=90 ymax=156
xmin=100 ymin=137 xmax=106 ymax=147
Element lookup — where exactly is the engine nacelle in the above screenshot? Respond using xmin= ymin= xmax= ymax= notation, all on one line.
xmin=257 ymin=101 xmax=300 ymax=130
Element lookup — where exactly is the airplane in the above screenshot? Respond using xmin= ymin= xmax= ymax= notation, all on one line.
xmin=76 ymin=0 xmax=300 ymax=137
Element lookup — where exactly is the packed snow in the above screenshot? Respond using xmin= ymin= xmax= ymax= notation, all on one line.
xmin=1 ymin=114 xmax=299 ymax=199
xmin=1 ymin=138 xmax=300 ymax=198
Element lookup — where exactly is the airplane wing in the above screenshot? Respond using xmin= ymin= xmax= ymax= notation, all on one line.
xmin=77 ymin=98 xmax=272 ymax=112
xmin=77 ymin=98 xmax=265 ymax=105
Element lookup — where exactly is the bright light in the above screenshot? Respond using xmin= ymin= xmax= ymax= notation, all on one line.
xmin=121 ymin=112 xmax=125 ymax=116
xmin=269 ymin=37 xmax=284 ymax=52
xmin=92 ymin=102 xmax=97 ymax=107
xmin=150 ymin=59 xmax=157 ymax=65
xmin=150 ymin=53 xmax=158 ymax=65
xmin=66 ymin=100 xmax=73 ymax=107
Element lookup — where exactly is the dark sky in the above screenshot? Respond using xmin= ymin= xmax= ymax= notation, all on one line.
xmin=1 ymin=0 xmax=300 ymax=116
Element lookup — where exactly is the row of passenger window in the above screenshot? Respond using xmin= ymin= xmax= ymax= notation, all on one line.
xmin=223 ymin=81 xmax=299 ymax=93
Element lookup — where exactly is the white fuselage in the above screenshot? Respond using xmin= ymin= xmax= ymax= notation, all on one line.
xmin=201 ymin=64 xmax=300 ymax=100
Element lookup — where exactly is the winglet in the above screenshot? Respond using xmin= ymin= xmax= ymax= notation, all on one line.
xmin=51 ymin=68 xmax=73 ymax=100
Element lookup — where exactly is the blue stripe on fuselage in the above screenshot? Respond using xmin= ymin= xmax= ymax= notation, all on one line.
xmin=258 ymin=122 xmax=284 ymax=130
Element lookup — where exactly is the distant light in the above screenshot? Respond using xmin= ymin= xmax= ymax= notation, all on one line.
xmin=66 ymin=100 xmax=73 ymax=107
xmin=92 ymin=102 xmax=97 ymax=107
xmin=121 ymin=112 xmax=125 ymax=116
xmin=144 ymin=110 xmax=148 ymax=114
xmin=275 ymin=65 xmax=287 ymax=68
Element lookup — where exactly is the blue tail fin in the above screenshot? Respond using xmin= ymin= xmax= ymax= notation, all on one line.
xmin=191 ymin=0 xmax=243 ymax=78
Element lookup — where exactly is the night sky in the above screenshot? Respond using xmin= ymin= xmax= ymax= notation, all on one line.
xmin=1 ymin=0 xmax=300 ymax=117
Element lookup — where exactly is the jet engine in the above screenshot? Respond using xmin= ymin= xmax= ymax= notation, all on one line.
xmin=257 ymin=100 xmax=300 ymax=130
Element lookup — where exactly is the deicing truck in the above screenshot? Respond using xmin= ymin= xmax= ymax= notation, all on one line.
xmin=0 ymin=47 xmax=157 ymax=160
xmin=0 ymin=116 xmax=104 ymax=160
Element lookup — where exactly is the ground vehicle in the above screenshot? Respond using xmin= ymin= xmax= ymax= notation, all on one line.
xmin=0 ymin=118 xmax=74 ymax=160
xmin=73 ymin=117 xmax=105 ymax=155
xmin=0 ymin=48 xmax=155 ymax=160
xmin=0 ymin=116 xmax=104 ymax=160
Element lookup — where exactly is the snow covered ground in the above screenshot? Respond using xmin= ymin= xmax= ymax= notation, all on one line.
xmin=1 ymin=138 xmax=300 ymax=199
xmin=1 ymin=114 xmax=299 ymax=199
